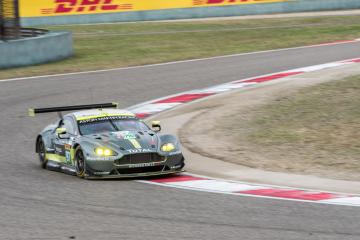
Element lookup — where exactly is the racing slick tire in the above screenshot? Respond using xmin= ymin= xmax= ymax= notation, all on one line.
xmin=37 ymin=138 xmax=47 ymax=169
xmin=74 ymin=146 xmax=87 ymax=178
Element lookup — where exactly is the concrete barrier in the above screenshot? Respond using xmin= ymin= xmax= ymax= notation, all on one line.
xmin=21 ymin=0 xmax=360 ymax=26
xmin=0 ymin=31 xmax=73 ymax=69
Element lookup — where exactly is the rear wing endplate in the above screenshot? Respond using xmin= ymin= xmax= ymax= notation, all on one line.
xmin=28 ymin=102 xmax=118 ymax=117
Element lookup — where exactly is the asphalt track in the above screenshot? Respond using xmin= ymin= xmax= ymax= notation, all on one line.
xmin=1 ymin=41 xmax=360 ymax=240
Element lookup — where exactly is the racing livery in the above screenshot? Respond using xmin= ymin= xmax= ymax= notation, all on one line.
xmin=30 ymin=103 xmax=185 ymax=179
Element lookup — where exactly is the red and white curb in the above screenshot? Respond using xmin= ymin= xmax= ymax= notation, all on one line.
xmin=128 ymin=57 xmax=360 ymax=118
xmin=139 ymin=174 xmax=360 ymax=207
xmin=128 ymin=57 xmax=360 ymax=207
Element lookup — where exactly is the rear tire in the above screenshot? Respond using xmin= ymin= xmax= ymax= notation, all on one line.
xmin=75 ymin=146 xmax=86 ymax=178
xmin=37 ymin=138 xmax=47 ymax=169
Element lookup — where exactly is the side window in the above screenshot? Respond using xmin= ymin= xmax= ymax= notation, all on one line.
xmin=62 ymin=117 xmax=75 ymax=135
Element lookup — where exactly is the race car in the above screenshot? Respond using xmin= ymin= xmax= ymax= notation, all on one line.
xmin=29 ymin=103 xmax=185 ymax=179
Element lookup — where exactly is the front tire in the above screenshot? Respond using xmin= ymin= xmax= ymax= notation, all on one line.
xmin=37 ymin=138 xmax=47 ymax=169
xmin=75 ymin=146 xmax=86 ymax=178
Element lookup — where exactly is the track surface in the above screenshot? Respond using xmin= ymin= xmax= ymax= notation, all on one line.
xmin=1 ymin=42 xmax=360 ymax=239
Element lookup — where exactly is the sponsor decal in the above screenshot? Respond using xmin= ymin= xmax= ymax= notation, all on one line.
xmin=20 ymin=0 xmax=288 ymax=17
xmin=127 ymin=148 xmax=152 ymax=153
xmin=78 ymin=115 xmax=134 ymax=124
xmin=54 ymin=0 xmax=119 ymax=14
xmin=193 ymin=0 xmax=284 ymax=6
xmin=87 ymin=156 xmax=112 ymax=161
xmin=115 ymin=131 xmax=136 ymax=140
xmin=128 ymin=162 xmax=160 ymax=168
xmin=123 ymin=134 xmax=136 ymax=140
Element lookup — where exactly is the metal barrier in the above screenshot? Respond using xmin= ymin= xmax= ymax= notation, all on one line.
xmin=20 ymin=28 xmax=49 ymax=38
xmin=0 ymin=0 xmax=21 ymax=40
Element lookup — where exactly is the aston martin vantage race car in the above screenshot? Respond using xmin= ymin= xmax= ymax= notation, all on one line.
xmin=30 ymin=103 xmax=185 ymax=179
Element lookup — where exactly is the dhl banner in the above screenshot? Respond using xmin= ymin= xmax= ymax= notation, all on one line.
xmin=20 ymin=0 xmax=289 ymax=17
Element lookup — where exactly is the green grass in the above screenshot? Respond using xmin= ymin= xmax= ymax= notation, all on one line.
xmin=223 ymin=75 xmax=360 ymax=180
xmin=1 ymin=15 xmax=360 ymax=79
xmin=248 ymin=76 xmax=360 ymax=149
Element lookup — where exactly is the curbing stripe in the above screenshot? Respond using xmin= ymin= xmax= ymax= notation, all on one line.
xmin=347 ymin=58 xmax=360 ymax=63
xmin=239 ymin=71 xmax=304 ymax=83
xmin=169 ymin=180 xmax=266 ymax=192
xmin=150 ymin=175 xmax=205 ymax=183
xmin=154 ymin=93 xmax=215 ymax=104
xmin=142 ymin=173 xmax=360 ymax=206
xmin=129 ymin=58 xmax=360 ymax=119
xmin=320 ymin=197 xmax=360 ymax=206
xmin=131 ymin=102 xmax=182 ymax=115
xmin=238 ymin=189 xmax=344 ymax=201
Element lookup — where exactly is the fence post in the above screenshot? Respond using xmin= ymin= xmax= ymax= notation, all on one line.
xmin=0 ymin=0 xmax=4 ymax=40
xmin=0 ymin=0 xmax=21 ymax=40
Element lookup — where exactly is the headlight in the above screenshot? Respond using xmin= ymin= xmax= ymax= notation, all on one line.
xmin=161 ymin=143 xmax=175 ymax=152
xmin=95 ymin=148 xmax=116 ymax=156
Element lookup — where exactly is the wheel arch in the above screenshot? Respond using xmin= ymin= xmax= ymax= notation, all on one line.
xmin=73 ymin=143 xmax=81 ymax=150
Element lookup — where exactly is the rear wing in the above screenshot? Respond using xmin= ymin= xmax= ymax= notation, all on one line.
xmin=28 ymin=102 xmax=118 ymax=117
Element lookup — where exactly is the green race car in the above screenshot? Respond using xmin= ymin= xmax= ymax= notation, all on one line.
xmin=30 ymin=103 xmax=185 ymax=179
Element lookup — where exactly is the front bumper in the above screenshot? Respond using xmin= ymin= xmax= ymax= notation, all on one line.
xmin=85 ymin=169 xmax=185 ymax=179
xmin=85 ymin=152 xmax=185 ymax=179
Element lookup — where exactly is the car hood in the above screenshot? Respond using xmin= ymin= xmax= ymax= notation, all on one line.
xmin=83 ymin=130 xmax=159 ymax=154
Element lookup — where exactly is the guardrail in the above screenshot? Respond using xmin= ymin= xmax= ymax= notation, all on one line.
xmin=19 ymin=28 xmax=48 ymax=38
xmin=0 ymin=28 xmax=48 ymax=41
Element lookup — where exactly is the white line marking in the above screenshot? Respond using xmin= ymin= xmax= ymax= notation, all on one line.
xmin=0 ymin=39 xmax=358 ymax=83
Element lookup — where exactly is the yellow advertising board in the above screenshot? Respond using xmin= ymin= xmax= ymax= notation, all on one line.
xmin=20 ymin=0 xmax=288 ymax=17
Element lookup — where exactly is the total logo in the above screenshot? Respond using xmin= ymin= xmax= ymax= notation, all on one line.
xmin=127 ymin=149 xmax=153 ymax=153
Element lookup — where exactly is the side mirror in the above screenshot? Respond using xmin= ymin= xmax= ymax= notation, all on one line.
xmin=56 ymin=128 xmax=68 ymax=138
xmin=151 ymin=121 xmax=161 ymax=132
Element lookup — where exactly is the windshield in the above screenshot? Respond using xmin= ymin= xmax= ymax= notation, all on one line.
xmin=78 ymin=117 xmax=149 ymax=135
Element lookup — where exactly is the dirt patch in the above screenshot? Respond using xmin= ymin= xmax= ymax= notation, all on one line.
xmin=179 ymin=65 xmax=360 ymax=181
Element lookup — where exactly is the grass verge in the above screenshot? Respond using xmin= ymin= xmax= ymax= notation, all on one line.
xmin=1 ymin=15 xmax=360 ymax=79
xmin=221 ymin=75 xmax=360 ymax=180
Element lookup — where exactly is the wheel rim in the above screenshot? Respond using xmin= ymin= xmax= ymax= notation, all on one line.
xmin=38 ymin=141 xmax=46 ymax=162
xmin=76 ymin=150 xmax=85 ymax=176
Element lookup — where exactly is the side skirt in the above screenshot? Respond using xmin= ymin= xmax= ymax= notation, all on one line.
xmin=46 ymin=160 xmax=77 ymax=176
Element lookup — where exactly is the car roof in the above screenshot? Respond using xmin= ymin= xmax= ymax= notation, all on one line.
xmin=68 ymin=109 xmax=136 ymax=121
